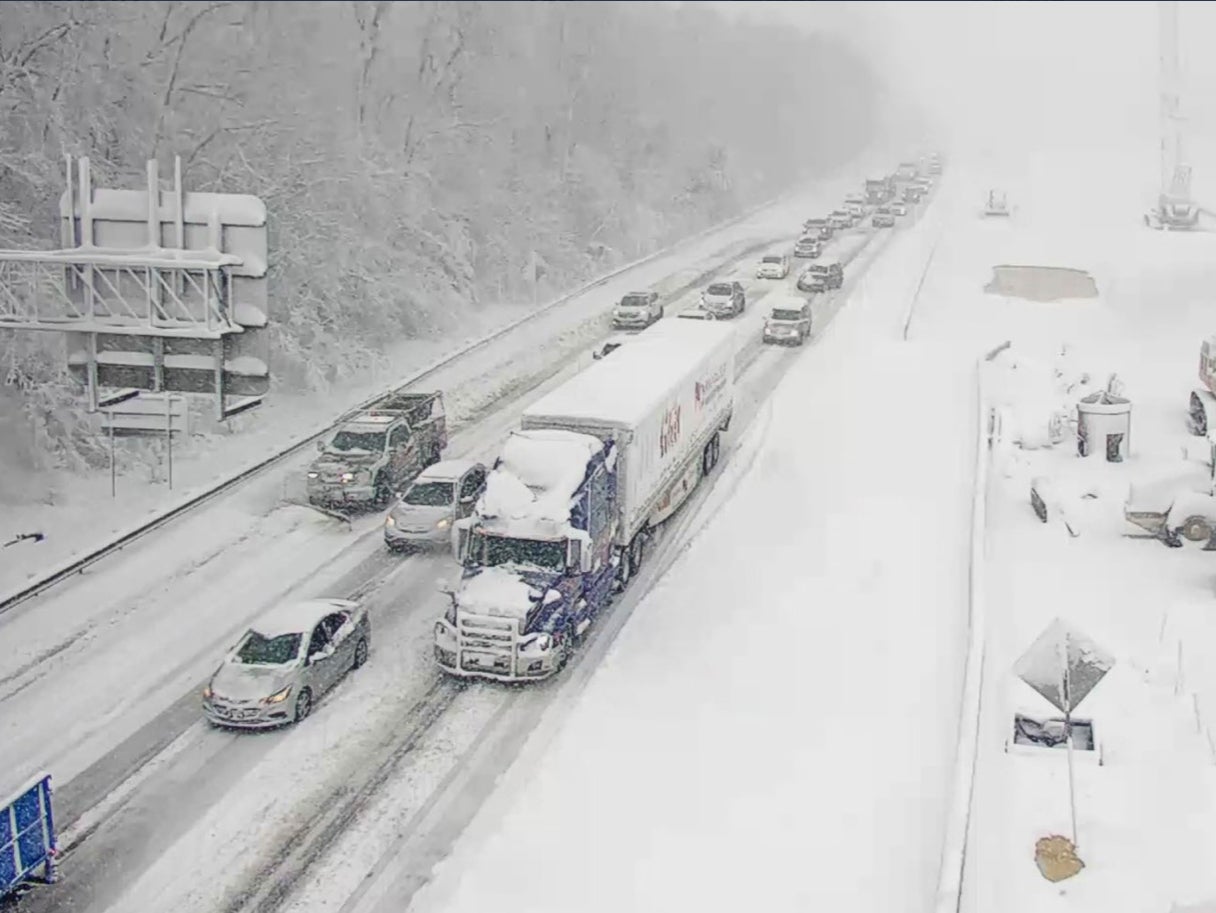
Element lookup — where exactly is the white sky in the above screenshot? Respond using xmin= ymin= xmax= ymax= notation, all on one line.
xmin=711 ymin=1 xmax=1216 ymax=156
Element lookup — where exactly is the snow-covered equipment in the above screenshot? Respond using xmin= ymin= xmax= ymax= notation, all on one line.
xmin=1076 ymin=390 xmax=1131 ymax=462
xmin=983 ymin=189 xmax=1010 ymax=217
xmin=0 ymin=773 xmax=57 ymax=900
xmin=436 ymin=320 xmax=736 ymax=681
xmin=1186 ymin=335 xmax=1216 ymax=435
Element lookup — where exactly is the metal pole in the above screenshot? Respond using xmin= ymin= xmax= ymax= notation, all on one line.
xmin=1063 ymin=637 xmax=1078 ymax=847
xmin=166 ymin=395 xmax=173 ymax=490
xmin=109 ymin=412 xmax=116 ymax=498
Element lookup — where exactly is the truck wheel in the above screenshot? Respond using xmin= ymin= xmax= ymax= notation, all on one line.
xmin=616 ymin=547 xmax=633 ymax=588
xmin=1189 ymin=392 xmax=1208 ymax=436
xmin=1182 ymin=515 xmax=1212 ymax=542
xmin=373 ymin=475 xmax=391 ymax=508
xmin=629 ymin=535 xmax=644 ymax=575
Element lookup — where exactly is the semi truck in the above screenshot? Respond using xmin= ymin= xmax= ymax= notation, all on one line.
xmin=865 ymin=177 xmax=893 ymax=205
xmin=434 ymin=320 xmax=736 ymax=681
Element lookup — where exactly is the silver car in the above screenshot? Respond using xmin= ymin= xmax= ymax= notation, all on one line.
xmin=384 ymin=460 xmax=487 ymax=551
xmin=203 ymin=598 xmax=370 ymax=729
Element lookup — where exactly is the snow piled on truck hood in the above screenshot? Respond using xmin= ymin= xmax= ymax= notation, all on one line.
xmin=455 ymin=567 xmax=537 ymax=621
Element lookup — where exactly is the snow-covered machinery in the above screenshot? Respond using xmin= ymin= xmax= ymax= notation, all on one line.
xmin=1186 ymin=335 xmax=1216 ymax=435
xmin=983 ymin=189 xmax=1010 ymax=217
xmin=435 ymin=319 xmax=736 ymax=682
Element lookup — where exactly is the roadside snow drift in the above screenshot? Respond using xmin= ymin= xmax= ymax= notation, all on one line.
xmin=410 ymin=212 xmax=976 ymax=913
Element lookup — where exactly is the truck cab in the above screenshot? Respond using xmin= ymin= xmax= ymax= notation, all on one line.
xmin=436 ymin=429 xmax=615 ymax=680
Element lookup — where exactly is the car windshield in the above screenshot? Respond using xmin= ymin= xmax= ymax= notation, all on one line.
xmin=235 ymin=630 xmax=302 ymax=665
xmin=706 ymin=284 xmax=733 ymax=296
xmin=403 ymin=481 xmax=454 ymax=506
xmin=473 ymin=532 xmax=565 ymax=571
xmin=771 ymin=309 xmax=804 ymax=321
xmin=326 ymin=430 xmax=386 ymax=454
xmin=762 ymin=256 xmax=782 ymax=264
xmin=620 ymin=295 xmax=650 ymax=308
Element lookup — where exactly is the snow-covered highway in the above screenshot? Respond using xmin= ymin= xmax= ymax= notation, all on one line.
xmin=2 ymin=164 xmax=927 ymax=913
xmin=405 ymin=177 xmax=972 ymax=913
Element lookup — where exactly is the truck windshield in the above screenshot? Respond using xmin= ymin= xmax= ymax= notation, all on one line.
xmin=403 ymin=481 xmax=454 ymax=506
xmin=474 ymin=533 xmax=565 ymax=571
xmin=326 ymin=430 xmax=386 ymax=454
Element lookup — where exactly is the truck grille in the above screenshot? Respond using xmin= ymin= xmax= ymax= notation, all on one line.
xmin=457 ymin=614 xmax=518 ymax=674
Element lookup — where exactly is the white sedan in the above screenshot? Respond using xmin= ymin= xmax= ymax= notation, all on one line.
xmin=755 ymin=254 xmax=789 ymax=279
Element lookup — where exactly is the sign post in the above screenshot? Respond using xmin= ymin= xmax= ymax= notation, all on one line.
xmin=1014 ymin=618 xmax=1115 ymax=848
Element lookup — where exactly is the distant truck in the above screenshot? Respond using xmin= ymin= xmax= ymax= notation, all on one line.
xmin=435 ymin=320 xmax=736 ymax=681
xmin=865 ymin=177 xmax=893 ymax=205
xmin=307 ymin=392 xmax=447 ymax=509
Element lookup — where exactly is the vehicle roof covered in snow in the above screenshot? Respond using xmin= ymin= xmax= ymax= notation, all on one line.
xmin=414 ymin=459 xmax=481 ymax=484
xmin=522 ymin=321 xmax=735 ymax=430
xmin=250 ymin=599 xmax=358 ymax=638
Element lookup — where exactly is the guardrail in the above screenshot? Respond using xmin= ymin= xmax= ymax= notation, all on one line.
xmin=932 ymin=339 xmax=1008 ymax=913
xmin=0 ymin=178 xmax=823 ymax=617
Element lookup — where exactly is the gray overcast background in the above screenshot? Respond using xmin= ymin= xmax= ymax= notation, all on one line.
xmin=715 ymin=1 xmax=1207 ymax=154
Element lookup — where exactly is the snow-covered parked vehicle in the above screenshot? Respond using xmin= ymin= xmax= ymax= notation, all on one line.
xmin=611 ymin=291 xmax=663 ymax=329
xmin=203 ymin=599 xmax=371 ymax=728
xmin=1123 ymin=468 xmax=1216 ymax=547
xmin=384 ymin=460 xmax=487 ymax=551
xmin=306 ymin=392 xmax=447 ymax=509
xmin=435 ymin=320 xmax=736 ymax=681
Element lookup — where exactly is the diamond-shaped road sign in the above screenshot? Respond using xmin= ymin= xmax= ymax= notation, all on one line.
xmin=1014 ymin=618 xmax=1115 ymax=714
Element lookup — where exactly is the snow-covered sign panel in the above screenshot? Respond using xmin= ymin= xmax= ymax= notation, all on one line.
xmin=1014 ymin=619 xmax=1115 ymax=714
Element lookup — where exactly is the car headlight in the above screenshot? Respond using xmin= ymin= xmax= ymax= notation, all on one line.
xmin=385 ymin=515 xmax=396 ymax=527
xmin=340 ymin=472 xmax=355 ymax=483
xmin=445 ymin=603 xmax=457 ymax=625
xmin=265 ymin=686 xmax=292 ymax=704
xmin=435 ymin=621 xmax=448 ymax=638
xmin=436 ymin=517 xmax=450 ymax=530
xmin=534 ymin=633 xmax=552 ymax=651
xmin=307 ymin=472 xmax=319 ymax=480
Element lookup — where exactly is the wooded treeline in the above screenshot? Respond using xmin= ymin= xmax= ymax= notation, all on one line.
xmin=0 ymin=1 xmax=878 ymax=481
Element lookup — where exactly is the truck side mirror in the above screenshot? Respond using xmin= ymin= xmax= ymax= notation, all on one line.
xmin=566 ymin=537 xmax=582 ymax=572
xmin=316 ymin=440 xmax=325 ymax=452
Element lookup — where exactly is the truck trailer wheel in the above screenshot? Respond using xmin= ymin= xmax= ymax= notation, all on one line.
xmin=629 ymin=535 xmax=645 ymax=575
xmin=703 ymin=433 xmax=721 ymax=475
xmin=1189 ymin=391 xmax=1209 ymax=436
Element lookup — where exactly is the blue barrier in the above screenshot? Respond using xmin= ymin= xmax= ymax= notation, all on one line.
xmin=0 ymin=773 xmax=57 ymax=899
